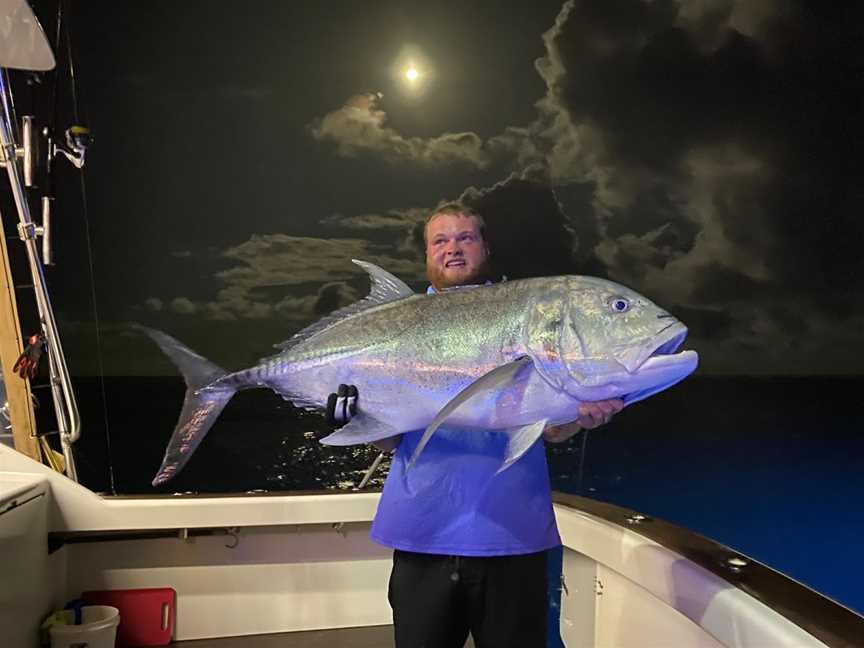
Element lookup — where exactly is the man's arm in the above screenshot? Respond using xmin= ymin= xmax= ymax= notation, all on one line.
xmin=543 ymin=399 xmax=624 ymax=443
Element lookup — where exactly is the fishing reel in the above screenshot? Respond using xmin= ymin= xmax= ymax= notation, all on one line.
xmin=56 ymin=123 xmax=92 ymax=169
xmin=3 ymin=115 xmax=92 ymax=188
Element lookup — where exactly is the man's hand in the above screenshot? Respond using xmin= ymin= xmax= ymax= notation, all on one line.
xmin=575 ymin=399 xmax=624 ymax=429
xmin=325 ymin=384 xmax=358 ymax=426
xmin=325 ymin=384 xmax=401 ymax=452
xmin=543 ymin=398 xmax=624 ymax=443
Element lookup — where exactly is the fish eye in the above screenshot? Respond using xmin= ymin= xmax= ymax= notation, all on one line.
xmin=608 ymin=296 xmax=631 ymax=313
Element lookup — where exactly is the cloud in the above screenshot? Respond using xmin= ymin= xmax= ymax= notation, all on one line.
xmin=390 ymin=0 xmax=861 ymax=374
xmin=170 ymin=297 xmax=198 ymax=315
xmin=144 ymin=297 xmax=163 ymax=312
xmin=542 ymin=1 xmax=861 ymax=282
xmin=218 ymin=233 xmax=422 ymax=287
xmin=496 ymin=0 xmax=864 ymax=374
xmin=309 ymin=93 xmax=491 ymax=169
xmin=321 ymin=207 xmax=430 ymax=259
xmin=321 ymin=207 xmax=428 ymax=233
xmin=155 ymin=233 xmax=425 ymax=327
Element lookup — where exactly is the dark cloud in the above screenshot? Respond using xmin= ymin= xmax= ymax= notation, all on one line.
xmin=313 ymin=282 xmax=360 ymax=316
xmin=540 ymin=0 xmax=864 ymax=289
xmin=516 ymin=0 xmax=864 ymax=375
xmin=457 ymin=173 xmax=579 ymax=279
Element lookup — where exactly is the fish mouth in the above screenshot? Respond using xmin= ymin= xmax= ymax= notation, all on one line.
xmin=622 ymin=323 xmax=698 ymax=405
xmin=648 ymin=323 xmax=689 ymax=359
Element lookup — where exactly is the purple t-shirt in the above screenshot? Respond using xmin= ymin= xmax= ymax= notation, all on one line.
xmin=369 ymin=283 xmax=561 ymax=556
xmin=370 ymin=427 xmax=561 ymax=556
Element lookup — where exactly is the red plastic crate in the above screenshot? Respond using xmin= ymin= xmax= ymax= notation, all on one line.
xmin=82 ymin=587 xmax=175 ymax=647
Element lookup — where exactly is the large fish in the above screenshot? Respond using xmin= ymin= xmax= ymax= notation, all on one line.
xmin=140 ymin=260 xmax=698 ymax=485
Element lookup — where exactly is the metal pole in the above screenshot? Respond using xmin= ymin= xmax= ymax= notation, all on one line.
xmin=0 ymin=68 xmax=79 ymax=480
xmin=357 ymin=451 xmax=385 ymax=489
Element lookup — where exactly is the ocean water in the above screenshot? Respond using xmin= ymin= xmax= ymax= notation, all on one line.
xmin=63 ymin=374 xmax=864 ymax=615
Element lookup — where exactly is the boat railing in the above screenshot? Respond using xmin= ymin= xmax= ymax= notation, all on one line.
xmin=552 ymin=492 xmax=864 ymax=648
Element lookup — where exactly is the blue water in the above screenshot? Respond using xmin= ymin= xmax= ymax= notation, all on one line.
xmin=66 ymin=375 xmax=864 ymax=616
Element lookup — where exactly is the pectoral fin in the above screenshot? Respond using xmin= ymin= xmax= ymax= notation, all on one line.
xmin=497 ymin=418 xmax=549 ymax=474
xmin=319 ymin=413 xmax=401 ymax=446
xmin=407 ymin=356 xmax=535 ymax=469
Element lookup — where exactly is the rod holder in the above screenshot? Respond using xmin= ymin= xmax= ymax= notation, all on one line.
xmin=41 ymin=196 xmax=52 ymax=265
xmin=22 ymin=115 xmax=34 ymax=187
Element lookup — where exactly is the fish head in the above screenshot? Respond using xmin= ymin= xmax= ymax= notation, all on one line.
xmin=546 ymin=277 xmax=698 ymax=404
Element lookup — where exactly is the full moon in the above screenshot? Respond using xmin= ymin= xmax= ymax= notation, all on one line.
xmin=391 ymin=46 xmax=433 ymax=96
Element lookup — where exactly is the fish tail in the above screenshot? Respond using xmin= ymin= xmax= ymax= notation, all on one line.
xmin=133 ymin=325 xmax=239 ymax=485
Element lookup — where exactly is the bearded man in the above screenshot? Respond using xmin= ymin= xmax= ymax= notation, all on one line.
xmin=329 ymin=202 xmax=622 ymax=648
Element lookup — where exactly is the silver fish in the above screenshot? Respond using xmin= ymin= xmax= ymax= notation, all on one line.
xmin=140 ymin=260 xmax=698 ymax=485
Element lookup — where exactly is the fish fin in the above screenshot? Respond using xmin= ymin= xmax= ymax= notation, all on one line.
xmin=319 ymin=413 xmax=401 ymax=446
xmin=408 ymin=356 xmax=535 ymax=470
xmin=132 ymin=324 xmax=226 ymax=389
xmin=273 ymin=260 xmax=415 ymax=351
xmin=134 ymin=325 xmax=237 ymax=486
xmin=153 ymin=384 xmax=236 ymax=486
xmin=497 ymin=418 xmax=549 ymax=474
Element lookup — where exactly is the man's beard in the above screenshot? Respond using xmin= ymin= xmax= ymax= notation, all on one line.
xmin=427 ymin=257 xmax=494 ymax=290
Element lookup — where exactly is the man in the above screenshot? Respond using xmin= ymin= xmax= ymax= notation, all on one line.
xmin=330 ymin=202 xmax=622 ymax=647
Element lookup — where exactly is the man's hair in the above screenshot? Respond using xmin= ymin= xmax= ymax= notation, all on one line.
xmin=423 ymin=201 xmax=486 ymax=245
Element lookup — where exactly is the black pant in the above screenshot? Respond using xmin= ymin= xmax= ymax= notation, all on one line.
xmin=388 ymin=549 xmax=548 ymax=648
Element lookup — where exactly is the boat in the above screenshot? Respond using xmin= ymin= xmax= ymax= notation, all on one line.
xmin=1 ymin=2 xmax=862 ymax=647
xmin=4 ymin=444 xmax=864 ymax=647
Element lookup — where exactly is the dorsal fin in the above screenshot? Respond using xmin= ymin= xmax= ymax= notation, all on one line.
xmin=273 ymin=259 xmax=415 ymax=351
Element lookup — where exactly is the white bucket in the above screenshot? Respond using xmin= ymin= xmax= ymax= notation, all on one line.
xmin=49 ymin=605 xmax=120 ymax=648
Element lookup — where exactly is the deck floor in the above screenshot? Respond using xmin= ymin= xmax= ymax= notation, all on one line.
xmin=172 ymin=626 xmax=394 ymax=648
xmin=172 ymin=626 xmax=475 ymax=647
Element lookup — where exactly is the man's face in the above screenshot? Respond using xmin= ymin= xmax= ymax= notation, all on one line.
xmin=425 ymin=213 xmax=490 ymax=291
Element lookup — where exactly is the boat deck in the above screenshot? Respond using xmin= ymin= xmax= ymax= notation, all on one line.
xmin=171 ymin=626 xmax=476 ymax=647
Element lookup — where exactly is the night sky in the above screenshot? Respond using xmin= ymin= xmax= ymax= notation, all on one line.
xmin=17 ymin=0 xmax=864 ymax=376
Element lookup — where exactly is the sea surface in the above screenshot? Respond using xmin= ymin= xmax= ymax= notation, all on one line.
xmin=62 ymin=374 xmax=864 ymax=616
